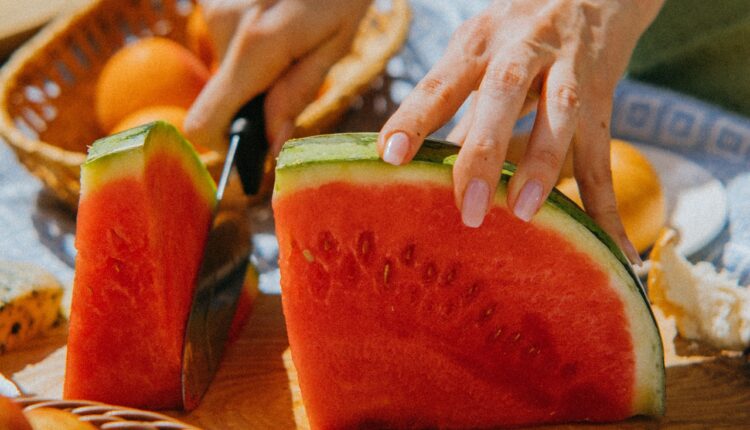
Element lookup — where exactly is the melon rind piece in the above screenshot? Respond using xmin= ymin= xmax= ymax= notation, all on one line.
xmin=274 ymin=133 xmax=665 ymax=424
xmin=65 ymin=121 xmax=216 ymax=409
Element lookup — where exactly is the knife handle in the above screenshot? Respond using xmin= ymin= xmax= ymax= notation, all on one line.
xmin=230 ymin=94 xmax=269 ymax=195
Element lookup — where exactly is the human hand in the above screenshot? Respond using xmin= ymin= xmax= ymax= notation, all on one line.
xmin=184 ymin=0 xmax=372 ymax=153
xmin=377 ymin=0 xmax=664 ymax=264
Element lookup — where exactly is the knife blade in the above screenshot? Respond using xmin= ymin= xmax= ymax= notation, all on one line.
xmin=181 ymin=95 xmax=268 ymax=411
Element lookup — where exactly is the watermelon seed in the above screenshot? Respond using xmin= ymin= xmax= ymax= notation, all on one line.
xmin=478 ymin=304 xmax=496 ymax=323
xmin=422 ymin=263 xmax=437 ymax=283
xmin=303 ymin=249 xmax=315 ymax=263
xmin=389 ymin=305 xmax=395 ymax=313
xmin=490 ymin=327 xmax=504 ymax=342
xmin=528 ymin=346 xmax=538 ymax=355
xmin=465 ymin=282 xmax=482 ymax=301
xmin=357 ymin=231 xmax=375 ymax=262
xmin=318 ymin=231 xmax=339 ymax=255
xmin=383 ymin=261 xmax=392 ymax=284
xmin=512 ymin=332 xmax=521 ymax=342
xmin=400 ymin=244 xmax=416 ymax=267
xmin=441 ymin=264 xmax=459 ymax=287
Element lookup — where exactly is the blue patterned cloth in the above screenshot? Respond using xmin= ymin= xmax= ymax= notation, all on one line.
xmin=1 ymin=0 xmax=750 ymax=293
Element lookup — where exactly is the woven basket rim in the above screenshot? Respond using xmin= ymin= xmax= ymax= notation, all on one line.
xmin=0 ymin=0 xmax=101 ymax=165
xmin=15 ymin=396 xmax=202 ymax=429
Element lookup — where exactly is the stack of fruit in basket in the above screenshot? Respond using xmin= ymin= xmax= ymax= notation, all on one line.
xmin=95 ymin=8 xmax=213 ymax=149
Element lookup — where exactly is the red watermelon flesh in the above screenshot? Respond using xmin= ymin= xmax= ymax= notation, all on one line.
xmin=64 ymin=122 xmax=216 ymax=409
xmin=273 ymin=133 xmax=665 ymax=429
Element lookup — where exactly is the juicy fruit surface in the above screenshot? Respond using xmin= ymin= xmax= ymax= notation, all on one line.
xmin=65 ymin=123 xmax=215 ymax=409
xmin=95 ymin=37 xmax=210 ymax=131
xmin=276 ymin=182 xmax=638 ymax=428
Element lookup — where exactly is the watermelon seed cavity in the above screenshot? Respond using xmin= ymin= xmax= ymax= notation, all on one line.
xmin=357 ymin=231 xmax=375 ymax=263
xmin=422 ymin=263 xmax=437 ymax=283
xmin=400 ymin=244 xmax=416 ymax=267
xmin=383 ymin=260 xmax=392 ymax=285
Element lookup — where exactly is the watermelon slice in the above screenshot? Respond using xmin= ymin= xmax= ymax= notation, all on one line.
xmin=273 ymin=133 xmax=665 ymax=429
xmin=64 ymin=122 xmax=216 ymax=409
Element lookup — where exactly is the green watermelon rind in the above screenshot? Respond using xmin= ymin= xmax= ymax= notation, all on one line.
xmin=83 ymin=121 xmax=217 ymax=203
xmin=276 ymin=132 xmax=666 ymax=415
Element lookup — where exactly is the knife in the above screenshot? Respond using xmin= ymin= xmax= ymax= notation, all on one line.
xmin=181 ymin=95 xmax=269 ymax=411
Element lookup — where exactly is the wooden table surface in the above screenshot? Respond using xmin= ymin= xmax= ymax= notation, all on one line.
xmin=1 ymin=293 xmax=748 ymax=429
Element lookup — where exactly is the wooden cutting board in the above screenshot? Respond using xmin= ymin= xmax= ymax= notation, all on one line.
xmin=0 ymin=293 xmax=748 ymax=429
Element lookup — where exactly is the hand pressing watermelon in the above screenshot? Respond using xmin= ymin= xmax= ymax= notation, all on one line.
xmin=273 ymin=133 xmax=665 ymax=429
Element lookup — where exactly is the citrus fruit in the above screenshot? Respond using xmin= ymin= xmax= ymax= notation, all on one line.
xmin=95 ymin=37 xmax=210 ymax=131
xmin=0 ymin=396 xmax=32 ymax=430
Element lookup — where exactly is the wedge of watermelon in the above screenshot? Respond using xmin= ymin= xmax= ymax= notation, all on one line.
xmin=273 ymin=133 xmax=665 ymax=429
xmin=64 ymin=122 xmax=216 ymax=409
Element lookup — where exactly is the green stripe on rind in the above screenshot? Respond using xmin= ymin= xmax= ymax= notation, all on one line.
xmin=277 ymin=132 xmax=665 ymax=414
xmin=83 ymin=121 xmax=217 ymax=205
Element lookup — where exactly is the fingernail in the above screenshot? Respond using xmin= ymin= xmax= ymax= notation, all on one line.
xmin=623 ymin=238 xmax=643 ymax=266
xmin=462 ymin=178 xmax=490 ymax=228
xmin=383 ymin=132 xmax=409 ymax=165
xmin=513 ymin=179 xmax=543 ymax=222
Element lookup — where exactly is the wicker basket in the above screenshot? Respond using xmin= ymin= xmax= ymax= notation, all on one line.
xmin=0 ymin=0 xmax=410 ymax=209
xmin=15 ymin=397 xmax=201 ymax=429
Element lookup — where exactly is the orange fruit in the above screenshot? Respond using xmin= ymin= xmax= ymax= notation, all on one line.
xmin=95 ymin=37 xmax=210 ymax=131
xmin=186 ymin=5 xmax=217 ymax=70
xmin=556 ymin=139 xmax=666 ymax=254
xmin=110 ymin=105 xmax=187 ymax=134
xmin=110 ymin=105 xmax=209 ymax=154
xmin=0 ymin=396 xmax=32 ymax=430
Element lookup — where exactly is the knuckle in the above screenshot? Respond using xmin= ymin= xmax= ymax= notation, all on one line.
xmin=531 ymin=147 xmax=564 ymax=171
xmin=453 ymin=16 xmax=490 ymax=57
xmin=415 ymin=76 xmax=453 ymax=106
xmin=466 ymin=138 xmax=501 ymax=163
xmin=577 ymin=163 xmax=612 ymax=190
xmin=587 ymin=199 xmax=619 ymax=220
xmin=548 ymin=82 xmax=580 ymax=110
xmin=484 ymin=62 xmax=531 ymax=95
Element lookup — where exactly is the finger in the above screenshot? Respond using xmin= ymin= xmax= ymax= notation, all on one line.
xmin=265 ymin=30 xmax=356 ymax=155
xmin=184 ymin=15 xmax=292 ymax=152
xmin=449 ymin=86 xmax=539 ymax=148
xmin=378 ymin=16 xmax=491 ymax=165
xmin=446 ymin=92 xmax=477 ymax=145
xmin=507 ymin=63 xmax=579 ymax=222
xmin=198 ymin=1 xmax=261 ymax=60
xmin=573 ymin=99 xmax=642 ymax=265
xmin=453 ymin=54 xmax=549 ymax=228
xmin=184 ymin=5 xmax=334 ymax=152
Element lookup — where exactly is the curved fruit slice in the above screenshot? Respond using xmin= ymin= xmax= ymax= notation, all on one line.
xmin=273 ymin=133 xmax=665 ymax=429
xmin=64 ymin=122 xmax=216 ymax=409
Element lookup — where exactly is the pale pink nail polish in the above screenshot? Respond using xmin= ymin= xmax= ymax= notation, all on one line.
xmin=462 ymin=179 xmax=490 ymax=228
xmin=514 ymin=180 xmax=543 ymax=222
xmin=383 ymin=132 xmax=409 ymax=165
